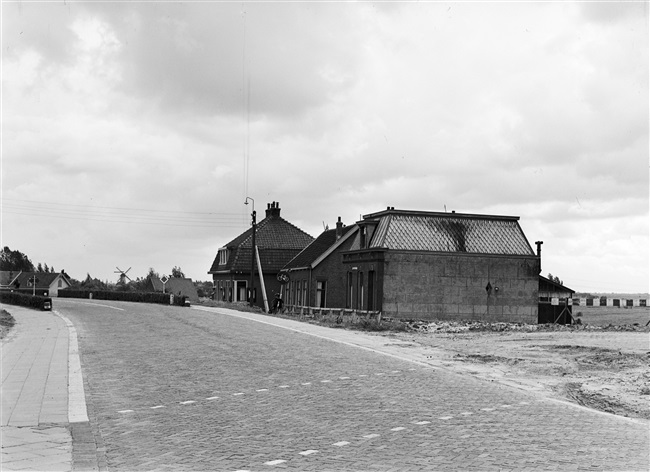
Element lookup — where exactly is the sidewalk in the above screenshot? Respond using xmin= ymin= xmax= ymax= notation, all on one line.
xmin=1 ymin=304 xmax=94 ymax=472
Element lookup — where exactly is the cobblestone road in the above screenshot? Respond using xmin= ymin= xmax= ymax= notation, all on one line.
xmin=57 ymin=300 xmax=649 ymax=471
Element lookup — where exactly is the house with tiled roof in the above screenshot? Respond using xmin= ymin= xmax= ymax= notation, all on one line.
xmin=148 ymin=276 xmax=199 ymax=302
xmin=338 ymin=207 xmax=541 ymax=323
xmin=9 ymin=271 xmax=72 ymax=297
xmin=208 ymin=202 xmax=314 ymax=309
xmin=282 ymin=217 xmax=358 ymax=309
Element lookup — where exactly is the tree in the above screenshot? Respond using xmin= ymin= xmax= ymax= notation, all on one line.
xmin=171 ymin=266 xmax=185 ymax=278
xmin=547 ymin=273 xmax=564 ymax=285
xmin=80 ymin=274 xmax=109 ymax=291
xmin=0 ymin=246 xmax=35 ymax=272
xmin=37 ymin=262 xmax=44 ymax=273
xmin=44 ymin=263 xmax=49 ymax=273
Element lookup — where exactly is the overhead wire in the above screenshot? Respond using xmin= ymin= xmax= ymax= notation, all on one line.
xmin=1 ymin=199 xmax=249 ymax=228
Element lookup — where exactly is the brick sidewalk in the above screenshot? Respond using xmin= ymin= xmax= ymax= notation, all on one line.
xmin=1 ymin=304 xmax=98 ymax=472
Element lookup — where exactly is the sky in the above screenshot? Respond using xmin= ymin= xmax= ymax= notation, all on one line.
xmin=1 ymin=1 xmax=648 ymax=294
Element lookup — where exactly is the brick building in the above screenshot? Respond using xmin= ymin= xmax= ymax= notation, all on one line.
xmin=282 ymin=217 xmax=358 ymax=308
xmin=340 ymin=208 xmax=541 ymax=323
xmin=208 ymin=202 xmax=314 ymax=310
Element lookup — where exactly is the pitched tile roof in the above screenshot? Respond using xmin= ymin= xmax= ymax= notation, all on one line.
xmin=284 ymin=225 xmax=356 ymax=270
xmin=150 ymin=277 xmax=199 ymax=301
xmin=0 ymin=271 xmax=21 ymax=286
xmin=12 ymin=272 xmax=71 ymax=289
xmin=363 ymin=210 xmax=534 ymax=256
xmin=209 ymin=208 xmax=314 ymax=274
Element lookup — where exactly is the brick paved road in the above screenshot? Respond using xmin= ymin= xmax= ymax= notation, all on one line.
xmin=56 ymin=300 xmax=649 ymax=471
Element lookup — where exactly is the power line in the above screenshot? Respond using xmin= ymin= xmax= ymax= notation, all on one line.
xmin=1 ymin=198 xmax=244 ymax=216
xmin=2 ymin=209 xmax=247 ymax=228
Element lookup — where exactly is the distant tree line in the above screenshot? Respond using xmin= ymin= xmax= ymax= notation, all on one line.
xmin=2 ymin=246 xmax=213 ymax=296
xmin=1 ymin=246 xmax=57 ymax=273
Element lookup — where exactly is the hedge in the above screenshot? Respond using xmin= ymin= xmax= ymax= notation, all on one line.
xmin=10 ymin=288 xmax=50 ymax=297
xmin=0 ymin=290 xmax=52 ymax=311
xmin=59 ymin=289 xmax=188 ymax=306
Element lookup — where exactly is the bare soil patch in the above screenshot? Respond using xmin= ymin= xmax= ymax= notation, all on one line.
xmin=0 ymin=309 xmax=16 ymax=340
xmin=380 ymin=316 xmax=650 ymax=421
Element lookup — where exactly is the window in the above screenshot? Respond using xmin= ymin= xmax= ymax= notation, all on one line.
xmin=360 ymin=227 xmax=367 ymax=248
xmin=367 ymin=271 xmax=375 ymax=311
xmin=357 ymin=272 xmax=364 ymax=310
xmin=218 ymin=248 xmax=229 ymax=265
xmin=346 ymin=272 xmax=353 ymax=308
xmin=316 ymin=280 xmax=327 ymax=308
xmin=297 ymin=280 xmax=303 ymax=306
xmin=302 ymin=281 xmax=308 ymax=307
xmin=58 ymin=279 xmax=63 ymax=288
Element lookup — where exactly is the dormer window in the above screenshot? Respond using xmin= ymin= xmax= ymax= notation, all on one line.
xmin=360 ymin=226 xmax=367 ymax=249
xmin=218 ymin=248 xmax=229 ymax=265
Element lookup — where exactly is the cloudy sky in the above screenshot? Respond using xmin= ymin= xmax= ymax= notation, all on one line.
xmin=2 ymin=1 xmax=648 ymax=293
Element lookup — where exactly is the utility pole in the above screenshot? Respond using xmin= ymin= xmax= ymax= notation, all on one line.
xmin=245 ymin=197 xmax=256 ymax=307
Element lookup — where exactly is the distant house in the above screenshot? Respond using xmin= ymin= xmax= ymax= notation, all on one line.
xmin=283 ymin=217 xmax=358 ymax=308
xmin=208 ymin=202 xmax=314 ymax=309
xmin=538 ymin=275 xmax=575 ymax=324
xmin=148 ymin=277 xmax=199 ymax=302
xmin=8 ymin=271 xmax=72 ymax=297
xmin=0 ymin=271 xmax=21 ymax=289
xmin=335 ymin=208 xmax=541 ymax=323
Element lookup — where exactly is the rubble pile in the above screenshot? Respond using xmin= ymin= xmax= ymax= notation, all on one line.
xmin=394 ymin=319 xmax=650 ymax=334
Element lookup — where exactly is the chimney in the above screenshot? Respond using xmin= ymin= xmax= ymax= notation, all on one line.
xmin=535 ymin=241 xmax=543 ymax=272
xmin=335 ymin=217 xmax=343 ymax=240
xmin=265 ymin=201 xmax=281 ymax=218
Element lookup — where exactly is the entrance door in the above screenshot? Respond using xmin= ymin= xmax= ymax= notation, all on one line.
xmin=236 ymin=281 xmax=247 ymax=302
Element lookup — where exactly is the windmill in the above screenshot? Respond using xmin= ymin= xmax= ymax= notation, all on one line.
xmin=114 ymin=267 xmax=132 ymax=285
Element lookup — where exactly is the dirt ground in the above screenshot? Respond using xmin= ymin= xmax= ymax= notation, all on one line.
xmin=378 ymin=307 xmax=650 ymax=421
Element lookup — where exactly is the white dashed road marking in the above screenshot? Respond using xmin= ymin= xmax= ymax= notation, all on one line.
xmin=118 ymin=410 xmax=134 ymax=413
xmin=363 ymin=434 xmax=380 ymax=439
xmin=439 ymin=416 xmax=453 ymax=420
xmin=332 ymin=441 xmax=350 ymax=447
xmin=180 ymin=401 xmax=196 ymax=405
xmin=206 ymin=396 xmax=219 ymax=400
xmin=413 ymin=421 xmax=430 ymax=425
xmin=256 ymin=389 xmax=268 ymax=392
xmin=150 ymin=405 xmax=165 ymax=409
xmin=299 ymin=450 xmax=318 ymax=456
xmin=391 ymin=427 xmax=406 ymax=431
xmin=264 ymin=459 xmax=286 ymax=466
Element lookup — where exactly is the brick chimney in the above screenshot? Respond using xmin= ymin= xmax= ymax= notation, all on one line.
xmin=265 ymin=201 xmax=281 ymax=218
xmin=335 ymin=217 xmax=343 ymax=240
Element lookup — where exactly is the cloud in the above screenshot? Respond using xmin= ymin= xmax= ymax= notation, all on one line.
xmin=2 ymin=2 xmax=647 ymax=291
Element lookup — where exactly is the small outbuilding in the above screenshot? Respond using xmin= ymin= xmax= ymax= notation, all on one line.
xmin=538 ymin=275 xmax=575 ymax=324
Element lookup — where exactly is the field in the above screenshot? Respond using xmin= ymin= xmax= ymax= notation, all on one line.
xmin=573 ymin=306 xmax=649 ymax=326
